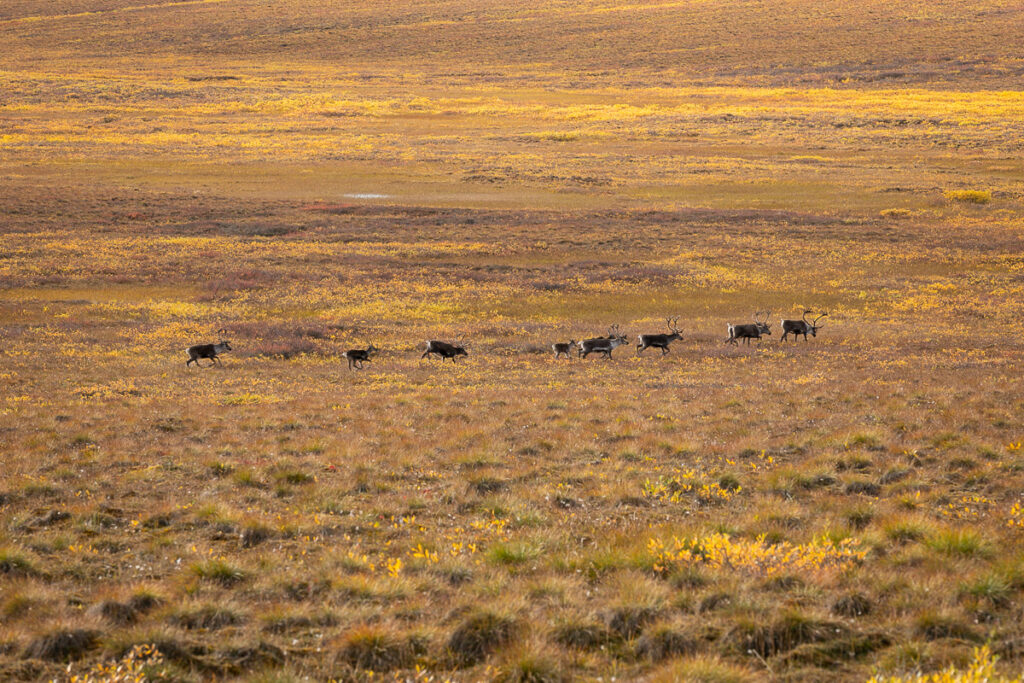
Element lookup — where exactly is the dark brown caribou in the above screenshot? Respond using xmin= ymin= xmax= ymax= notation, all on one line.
xmin=780 ymin=311 xmax=828 ymax=341
xmin=726 ymin=311 xmax=771 ymax=345
xmin=552 ymin=340 xmax=577 ymax=359
xmin=186 ymin=330 xmax=232 ymax=367
xmin=422 ymin=340 xmax=468 ymax=362
xmin=343 ymin=344 xmax=379 ymax=370
xmin=637 ymin=317 xmax=682 ymax=355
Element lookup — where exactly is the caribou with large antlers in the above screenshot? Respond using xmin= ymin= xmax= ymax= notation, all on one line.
xmin=780 ymin=311 xmax=828 ymax=341
xmin=578 ymin=325 xmax=628 ymax=359
xmin=186 ymin=329 xmax=232 ymax=367
xmin=637 ymin=318 xmax=682 ymax=355
xmin=576 ymin=325 xmax=618 ymax=358
xmin=726 ymin=311 xmax=771 ymax=345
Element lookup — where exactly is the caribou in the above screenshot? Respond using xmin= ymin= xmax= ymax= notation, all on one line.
xmin=552 ymin=340 xmax=577 ymax=359
xmin=637 ymin=318 xmax=682 ymax=355
xmin=343 ymin=344 xmax=378 ymax=370
xmin=780 ymin=311 xmax=828 ymax=341
xmin=576 ymin=325 xmax=619 ymax=358
xmin=726 ymin=311 xmax=771 ymax=345
xmin=578 ymin=326 xmax=628 ymax=359
xmin=422 ymin=340 xmax=468 ymax=362
xmin=186 ymin=330 xmax=232 ymax=367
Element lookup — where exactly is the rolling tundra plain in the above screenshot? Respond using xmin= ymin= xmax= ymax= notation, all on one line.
xmin=2 ymin=0 xmax=1024 ymax=680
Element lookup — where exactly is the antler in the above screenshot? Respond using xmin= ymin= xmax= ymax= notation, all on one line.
xmin=813 ymin=312 xmax=829 ymax=327
xmin=671 ymin=316 xmax=680 ymax=332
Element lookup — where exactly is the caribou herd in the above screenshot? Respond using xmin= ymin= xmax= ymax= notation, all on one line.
xmin=185 ymin=311 xmax=828 ymax=370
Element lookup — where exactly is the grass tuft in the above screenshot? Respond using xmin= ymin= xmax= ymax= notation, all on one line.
xmin=604 ymin=605 xmax=663 ymax=639
xmin=551 ymin=621 xmax=617 ymax=651
xmin=647 ymin=654 xmax=755 ymax=682
xmin=726 ymin=612 xmax=847 ymax=658
xmin=831 ymin=592 xmax=873 ymax=618
xmin=0 ymin=548 xmax=38 ymax=577
xmin=914 ymin=611 xmax=981 ymax=642
xmin=170 ymin=605 xmax=243 ymax=630
xmin=926 ymin=529 xmax=991 ymax=558
xmin=635 ymin=622 xmax=698 ymax=661
xmin=334 ymin=625 xmax=413 ymax=672
xmin=497 ymin=646 xmax=566 ymax=683
xmin=190 ymin=560 xmax=247 ymax=586
xmin=23 ymin=628 xmax=100 ymax=662
xmin=448 ymin=611 xmax=519 ymax=666
xmin=488 ymin=541 xmax=543 ymax=567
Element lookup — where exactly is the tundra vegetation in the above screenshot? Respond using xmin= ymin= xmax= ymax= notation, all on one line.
xmin=1 ymin=0 xmax=1023 ymax=680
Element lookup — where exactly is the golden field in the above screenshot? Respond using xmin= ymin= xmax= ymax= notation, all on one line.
xmin=1 ymin=0 xmax=1024 ymax=680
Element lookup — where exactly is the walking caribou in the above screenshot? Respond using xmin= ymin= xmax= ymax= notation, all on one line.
xmin=186 ymin=330 xmax=232 ymax=367
xmin=343 ymin=344 xmax=378 ymax=370
xmin=726 ymin=311 xmax=771 ymax=345
xmin=780 ymin=311 xmax=828 ymax=341
xmin=637 ymin=318 xmax=682 ymax=355
xmin=552 ymin=340 xmax=577 ymax=359
xmin=422 ymin=340 xmax=468 ymax=362
xmin=578 ymin=325 xmax=629 ymax=359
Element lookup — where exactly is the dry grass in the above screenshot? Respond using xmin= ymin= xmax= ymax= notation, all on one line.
xmin=2 ymin=0 xmax=1024 ymax=681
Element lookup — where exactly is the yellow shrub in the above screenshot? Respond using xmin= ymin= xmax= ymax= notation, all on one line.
xmin=649 ymin=533 xmax=865 ymax=577
xmin=867 ymin=645 xmax=1021 ymax=682
xmin=943 ymin=190 xmax=991 ymax=204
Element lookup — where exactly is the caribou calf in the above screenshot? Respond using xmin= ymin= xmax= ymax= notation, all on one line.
xmin=637 ymin=318 xmax=681 ymax=355
xmin=726 ymin=311 xmax=771 ymax=345
xmin=781 ymin=311 xmax=828 ymax=341
xmin=186 ymin=330 xmax=231 ymax=367
xmin=422 ymin=340 xmax=468 ymax=362
xmin=552 ymin=340 xmax=577 ymax=359
xmin=344 ymin=344 xmax=378 ymax=370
